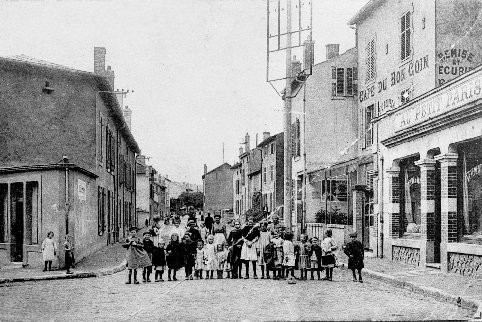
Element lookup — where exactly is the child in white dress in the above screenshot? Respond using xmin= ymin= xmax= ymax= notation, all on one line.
xmin=204 ymin=235 xmax=216 ymax=279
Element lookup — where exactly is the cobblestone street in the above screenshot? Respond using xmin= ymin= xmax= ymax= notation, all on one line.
xmin=0 ymin=269 xmax=474 ymax=321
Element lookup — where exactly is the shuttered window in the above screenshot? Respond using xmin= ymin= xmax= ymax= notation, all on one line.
xmin=365 ymin=39 xmax=376 ymax=83
xmin=401 ymin=11 xmax=411 ymax=61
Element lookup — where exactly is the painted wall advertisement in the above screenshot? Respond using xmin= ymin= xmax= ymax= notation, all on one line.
xmin=436 ymin=0 xmax=482 ymax=86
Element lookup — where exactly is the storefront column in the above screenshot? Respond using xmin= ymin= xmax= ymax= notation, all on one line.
xmin=415 ymin=159 xmax=436 ymax=267
xmin=434 ymin=153 xmax=458 ymax=273
xmin=385 ymin=166 xmax=400 ymax=259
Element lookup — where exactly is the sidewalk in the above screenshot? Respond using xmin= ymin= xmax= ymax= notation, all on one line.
xmin=0 ymin=243 xmax=126 ymax=284
xmin=338 ymin=252 xmax=482 ymax=319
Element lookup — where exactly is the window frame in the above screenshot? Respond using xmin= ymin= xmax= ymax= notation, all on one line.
xmin=400 ymin=10 xmax=412 ymax=63
xmin=365 ymin=38 xmax=376 ymax=84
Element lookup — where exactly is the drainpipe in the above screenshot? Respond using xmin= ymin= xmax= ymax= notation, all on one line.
xmin=380 ymin=155 xmax=384 ymax=258
xmin=63 ymin=156 xmax=70 ymax=235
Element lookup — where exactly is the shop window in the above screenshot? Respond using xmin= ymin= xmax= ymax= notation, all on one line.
xmin=25 ymin=181 xmax=39 ymax=245
xmin=461 ymin=141 xmax=482 ymax=240
xmin=400 ymin=159 xmax=421 ymax=236
xmin=0 ymin=184 xmax=6 ymax=243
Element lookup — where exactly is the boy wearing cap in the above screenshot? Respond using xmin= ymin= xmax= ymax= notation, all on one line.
xmin=343 ymin=231 xmax=364 ymax=283
xmin=142 ymin=232 xmax=155 ymax=282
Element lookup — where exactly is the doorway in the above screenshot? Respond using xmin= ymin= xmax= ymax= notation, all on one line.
xmin=10 ymin=183 xmax=23 ymax=262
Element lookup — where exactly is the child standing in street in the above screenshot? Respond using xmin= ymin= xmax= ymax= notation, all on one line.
xmin=309 ymin=237 xmax=322 ymax=280
xmin=321 ymin=229 xmax=337 ymax=281
xmin=152 ymin=239 xmax=166 ymax=282
xmin=264 ymin=239 xmax=276 ymax=279
xmin=215 ymin=243 xmax=227 ymax=279
xmin=271 ymin=229 xmax=284 ymax=280
xmin=343 ymin=231 xmax=364 ymax=283
xmin=257 ymin=221 xmax=271 ymax=279
xmin=123 ymin=227 xmax=151 ymax=285
xmin=64 ymin=235 xmax=74 ymax=275
xmin=142 ymin=232 xmax=155 ymax=282
xmin=282 ymin=232 xmax=296 ymax=283
xmin=183 ymin=232 xmax=196 ymax=280
xmin=199 ymin=222 xmax=209 ymax=244
xmin=41 ymin=231 xmax=57 ymax=272
xmin=166 ymin=233 xmax=184 ymax=281
xmin=224 ymin=243 xmax=232 ymax=279
xmin=204 ymin=235 xmax=216 ymax=279
xmin=195 ymin=239 xmax=205 ymax=279
xmin=298 ymin=234 xmax=311 ymax=280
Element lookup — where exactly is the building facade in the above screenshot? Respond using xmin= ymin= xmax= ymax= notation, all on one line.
xmin=0 ymin=53 xmax=139 ymax=268
xmin=202 ymin=163 xmax=234 ymax=217
xmin=350 ymin=0 xmax=482 ymax=274
xmin=258 ymin=132 xmax=284 ymax=217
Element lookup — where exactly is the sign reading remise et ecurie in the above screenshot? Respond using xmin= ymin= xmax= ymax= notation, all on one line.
xmin=395 ymin=69 xmax=482 ymax=131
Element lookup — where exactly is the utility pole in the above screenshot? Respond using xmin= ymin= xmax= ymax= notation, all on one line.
xmin=283 ymin=0 xmax=293 ymax=231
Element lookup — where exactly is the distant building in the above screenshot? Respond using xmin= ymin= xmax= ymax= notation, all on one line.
xmin=202 ymin=163 xmax=234 ymax=217
xmin=0 ymin=51 xmax=139 ymax=268
xmin=136 ymin=156 xmax=160 ymax=227
xmin=257 ymin=132 xmax=284 ymax=217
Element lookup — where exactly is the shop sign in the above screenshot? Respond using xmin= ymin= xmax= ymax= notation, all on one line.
xmin=395 ymin=69 xmax=482 ymax=131
xmin=437 ymin=48 xmax=477 ymax=86
xmin=359 ymin=55 xmax=429 ymax=114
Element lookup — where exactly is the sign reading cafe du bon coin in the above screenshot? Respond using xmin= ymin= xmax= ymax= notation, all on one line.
xmin=395 ymin=69 xmax=482 ymax=131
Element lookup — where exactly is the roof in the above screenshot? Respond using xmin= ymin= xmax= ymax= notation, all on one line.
xmin=231 ymin=162 xmax=242 ymax=169
xmin=202 ymin=162 xmax=232 ymax=179
xmin=348 ymin=0 xmax=386 ymax=25
xmin=0 ymin=162 xmax=98 ymax=178
xmin=0 ymin=55 xmax=141 ymax=154
xmin=257 ymin=132 xmax=283 ymax=148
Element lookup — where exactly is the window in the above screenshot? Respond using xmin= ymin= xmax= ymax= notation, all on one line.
xmin=332 ymin=67 xmax=357 ymax=97
xmin=270 ymin=143 xmax=275 ymax=154
xmin=106 ymin=128 xmax=115 ymax=173
xmin=25 ymin=181 xmax=39 ymax=244
xmin=98 ymin=187 xmax=106 ymax=235
xmin=0 ymin=184 xmax=6 ymax=243
xmin=236 ymin=180 xmax=240 ymax=194
xmin=401 ymin=11 xmax=412 ymax=61
xmin=98 ymin=116 xmax=103 ymax=162
xmin=365 ymin=104 xmax=374 ymax=147
xmin=241 ymin=169 xmax=245 ymax=185
xmin=365 ymin=38 xmax=376 ymax=83
xmin=270 ymin=165 xmax=274 ymax=181
xmin=263 ymin=167 xmax=267 ymax=183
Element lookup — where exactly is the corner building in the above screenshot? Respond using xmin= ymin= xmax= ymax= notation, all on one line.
xmin=0 ymin=56 xmax=139 ymax=268
xmin=350 ymin=0 xmax=482 ymax=275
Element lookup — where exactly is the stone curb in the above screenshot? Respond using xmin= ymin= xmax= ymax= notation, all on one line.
xmin=0 ymin=260 xmax=127 ymax=285
xmin=339 ymin=262 xmax=482 ymax=320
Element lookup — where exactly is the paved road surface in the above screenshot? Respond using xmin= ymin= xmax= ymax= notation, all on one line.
xmin=0 ymin=270 xmax=473 ymax=321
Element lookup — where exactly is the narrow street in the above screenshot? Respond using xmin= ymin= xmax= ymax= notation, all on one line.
xmin=0 ymin=270 xmax=473 ymax=321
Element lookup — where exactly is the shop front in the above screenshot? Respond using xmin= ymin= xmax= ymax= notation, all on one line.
xmin=378 ymin=66 xmax=482 ymax=275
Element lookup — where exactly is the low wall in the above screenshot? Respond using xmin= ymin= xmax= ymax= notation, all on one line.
xmin=392 ymin=245 xmax=420 ymax=266
xmin=306 ymin=223 xmax=351 ymax=248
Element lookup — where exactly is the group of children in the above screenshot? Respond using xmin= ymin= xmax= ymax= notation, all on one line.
xmin=41 ymin=231 xmax=75 ymax=274
xmin=122 ymin=220 xmax=365 ymax=284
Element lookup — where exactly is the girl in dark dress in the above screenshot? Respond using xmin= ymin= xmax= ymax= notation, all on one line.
xmin=152 ymin=240 xmax=167 ymax=282
xmin=343 ymin=231 xmax=365 ymax=283
xmin=183 ymin=232 xmax=197 ymax=280
xmin=166 ymin=233 xmax=184 ymax=281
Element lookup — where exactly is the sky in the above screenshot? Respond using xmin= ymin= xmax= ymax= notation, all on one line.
xmin=0 ymin=0 xmax=367 ymax=185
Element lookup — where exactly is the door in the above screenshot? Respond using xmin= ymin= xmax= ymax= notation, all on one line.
xmin=10 ymin=183 xmax=24 ymax=262
xmin=363 ymin=201 xmax=372 ymax=250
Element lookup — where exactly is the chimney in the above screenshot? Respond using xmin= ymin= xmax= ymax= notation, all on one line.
xmin=326 ymin=44 xmax=340 ymax=60
xmin=263 ymin=131 xmax=270 ymax=141
xmin=245 ymin=133 xmax=250 ymax=152
xmin=123 ymin=106 xmax=132 ymax=129
xmin=291 ymin=55 xmax=302 ymax=76
xmin=255 ymin=133 xmax=258 ymax=146
xmin=204 ymin=164 xmax=207 ymax=175
xmin=303 ymin=35 xmax=315 ymax=70
xmin=239 ymin=146 xmax=244 ymax=156
xmin=94 ymin=47 xmax=115 ymax=89
xmin=94 ymin=47 xmax=106 ymax=74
